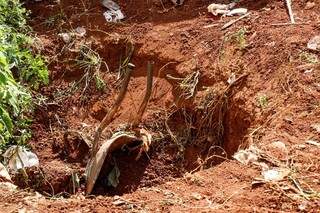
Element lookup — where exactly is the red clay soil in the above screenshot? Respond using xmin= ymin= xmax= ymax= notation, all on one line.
xmin=0 ymin=0 xmax=320 ymax=212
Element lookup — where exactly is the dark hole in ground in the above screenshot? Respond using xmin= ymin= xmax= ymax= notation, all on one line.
xmin=92 ymin=99 xmax=252 ymax=195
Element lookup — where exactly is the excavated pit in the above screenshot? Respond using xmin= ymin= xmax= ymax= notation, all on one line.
xmin=14 ymin=0 xmax=254 ymax=197
xmin=12 ymin=39 xmax=253 ymax=195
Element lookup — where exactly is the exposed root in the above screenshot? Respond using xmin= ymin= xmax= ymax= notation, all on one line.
xmin=90 ymin=63 xmax=134 ymax=158
xmin=197 ymin=73 xmax=249 ymax=147
xmin=167 ymin=71 xmax=200 ymax=99
xmin=132 ymin=61 xmax=154 ymax=127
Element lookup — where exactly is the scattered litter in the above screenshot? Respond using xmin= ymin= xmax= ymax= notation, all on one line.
xmin=307 ymin=36 xmax=320 ymax=51
xmin=207 ymin=3 xmax=236 ymax=15
xmin=102 ymin=0 xmax=120 ymax=10
xmin=261 ymin=168 xmax=290 ymax=182
xmin=103 ymin=10 xmax=125 ymax=22
xmin=0 ymin=162 xmax=11 ymax=181
xmin=233 ymin=146 xmax=259 ymax=165
xmin=58 ymin=27 xmax=86 ymax=43
xmin=305 ymin=2 xmax=315 ymax=10
xmin=227 ymin=73 xmax=236 ymax=85
xmin=3 ymin=146 xmax=39 ymax=171
xmin=101 ymin=0 xmax=124 ymax=22
xmin=253 ymin=167 xmax=290 ymax=185
xmin=306 ymin=140 xmax=320 ymax=147
xmin=75 ymin=27 xmax=86 ymax=37
xmin=226 ymin=8 xmax=248 ymax=16
xmin=208 ymin=3 xmax=247 ymax=17
xmin=58 ymin=32 xmax=71 ymax=43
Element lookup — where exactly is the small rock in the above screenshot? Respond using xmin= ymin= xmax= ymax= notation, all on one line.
xmin=268 ymin=141 xmax=287 ymax=152
xmin=305 ymin=2 xmax=315 ymax=10
xmin=307 ymin=36 xmax=320 ymax=51
xmin=296 ymin=144 xmax=307 ymax=150
xmin=0 ymin=182 xmax=17 ymax=191
xmin=298 ymin=201 xmax=308 ymax=211
xmin=59 ymin=33 xmax=71 ymax=43
xmin=311 ymin=123 xmax=320 ymax=133
xmin=191 ymin=192 xmax=202 ymax=200
xmin=75 ymin=27 xmax=86 ymax=37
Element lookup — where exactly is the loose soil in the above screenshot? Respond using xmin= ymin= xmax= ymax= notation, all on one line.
xmin=0 ymin=0 xmax=319 ymax=212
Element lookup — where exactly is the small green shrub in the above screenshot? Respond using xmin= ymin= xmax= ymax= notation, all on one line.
xmin=0 ymin=0 xmax=48 ymax=149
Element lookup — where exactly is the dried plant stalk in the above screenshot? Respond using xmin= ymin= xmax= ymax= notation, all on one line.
xmin=91 ymin=64 xmax=134 ymax=157
xmin=132 ymin=61 xmax=154 ymax=127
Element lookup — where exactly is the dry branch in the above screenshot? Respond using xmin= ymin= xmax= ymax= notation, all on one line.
xmin=132 ymin=61 xmax=154 ymax=127
xmin=90 ymin=63 xmax=134 ymax=158
xmin=285 ymin=0 xmax=295 ymax=24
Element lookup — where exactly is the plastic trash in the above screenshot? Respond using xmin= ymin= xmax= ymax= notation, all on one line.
xmin=0 ymin=162 xmax=11 ymax=181
xmin=208 ymin=3 xmax=247 ymax=16
xmin=226 ymin=8 xmax=248 ymax=16
xmin=101 ymin=0 xmax=124 ymax=22
xmin=307 ymin=35 xmax=320 ymax=51
xmin=103 ymin=10 xmax=125 ymax=22
xmin=102 ymin=0 xmax=120 ymax=10
xmin=3 ymin=146 xmax=39 ymax=171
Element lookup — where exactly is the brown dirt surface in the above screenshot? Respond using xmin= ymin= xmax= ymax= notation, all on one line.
xmin=1 ymin=0 xmax=320 ymax=212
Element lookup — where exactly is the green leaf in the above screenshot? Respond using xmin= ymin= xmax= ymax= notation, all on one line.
xmin=107 ymin=164 xmax=120 ymax=188
xmin=0 ymin=106 xmax=13 ymax=133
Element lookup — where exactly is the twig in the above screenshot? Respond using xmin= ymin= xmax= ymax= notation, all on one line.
xmin=90 ymin=63 xmax=134 ymax=157
xmin=285 ymin=0 xmax=295 ymax=24
xmin=132 ymin=61 xmax=154 ymax=127
xmin=270 ymin=22 xmax=310 ymax=26
xmin=221 ymin=12 xmax=251 ymax=30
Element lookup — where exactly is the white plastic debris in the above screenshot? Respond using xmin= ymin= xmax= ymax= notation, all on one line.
xmin=102 ymin=0 xmax=120 ymax=10
xmin=307 ymin=35 xmax=320 ymax=51
xmin=208 ymin=3 xmax=236 ymax=15
xmin=103 ymin=10 xmax=125 ymax=22
xmin=75 ymin=27 xmax=86 ymax=37
xmin=233 ymin=146 xmax=259 ymax=165
xmin=226 ymin=8 xmax=248 ymax=16
xmin=3 ymin=146 xmax=39 ymax=171
xmin=208 ymin=3 xmax=247 ymax=16
xmin=261 ymin=168 xmax=290 ymax=182
xmin=0 ymin=162 xmax=11 ymax=181
xmin=101 ymin=0 xmax=125 ymax=22
xmin=58 ymin=32 xmax=71 ymax=43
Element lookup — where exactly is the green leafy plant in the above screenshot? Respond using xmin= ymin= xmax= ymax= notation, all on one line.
xmin=299 ymin=52 xmax=318 ymax=64
xmin=75 ymin=45 xmax=107 ymax=92
xmin=228 ymin=27 xmax=248 ymax=50
xmin=258 ymin=95 xmax=268 ymax=108
xmin=0 ymin=0 xmax=48 ymax=149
